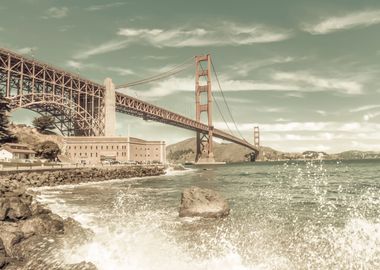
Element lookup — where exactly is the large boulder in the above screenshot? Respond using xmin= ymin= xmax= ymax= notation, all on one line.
xmin=0 ymin=198 xmax=9 ymax=221
xmin=6 ymin=197 xmax=32 ymax=221
xmin=0 ymin=222 xmax=24 ymax=257
xmin=20 ymin=213 xmax=64 ymax=238
xmin=179 ymin=186 xmax=230 ymax=218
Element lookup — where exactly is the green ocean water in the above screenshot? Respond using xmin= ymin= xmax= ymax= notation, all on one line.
xmin=37 ymin=159 xmax=380 ymax=269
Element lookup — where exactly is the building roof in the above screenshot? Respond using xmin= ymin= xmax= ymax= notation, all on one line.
xmin=0 ymin=143 xmax=36 ymax=154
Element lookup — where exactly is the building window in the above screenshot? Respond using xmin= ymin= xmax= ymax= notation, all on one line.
xmin=96 ymin=146 xmax=98 ymax=150
xmin=91 ymin=153 xmax=93 ymax=157
xmin=85 ymin=146 xmax=87 ymax=150
xmin=80 ymin=146 xmax=82 ymax=150
xmin=101 ymin=146 xmax=103 ymax=150
xmin=74 ymin=146 xmax=76 ymax=150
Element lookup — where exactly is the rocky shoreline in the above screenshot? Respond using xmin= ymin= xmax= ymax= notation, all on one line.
xmin=0 ymin=165 xmax=166 ymax=269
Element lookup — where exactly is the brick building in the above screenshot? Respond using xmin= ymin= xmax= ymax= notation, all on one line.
xmin=63 ymin=137 xmax=166 ymax=165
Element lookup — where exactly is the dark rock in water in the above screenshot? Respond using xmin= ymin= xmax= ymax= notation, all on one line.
xmin=63 ymin=217 xmax=94 ymax=245
xmin=179 ymin=186 xmax=230 ymax=218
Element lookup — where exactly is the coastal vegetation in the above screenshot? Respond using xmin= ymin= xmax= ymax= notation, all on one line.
xmin=32 ymin=115 xmax=55 ymax=134
xmin=34 ymin=141 xmax=61 ymax=161
xmin=0 ymin=95 xmax=16 ymax=144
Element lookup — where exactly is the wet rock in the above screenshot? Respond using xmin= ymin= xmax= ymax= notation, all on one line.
xmin=0 ymin=198 xmax=9 ymax=221
xmin=0 ymin=223 xmax=24 ymax=256
xmin=7 ymin=197 xmax=32 ymax=221
xmin=30 ymin=202 xmax=51 ymax=216
xmin=20 ymin=214 xmax=64 ymax=238
xmin=68 ymin=261 xmax=98 ymax=270
xmin=179 ymin=186 xmax=230 ymax=218
xmin=0 ymin=238 xmax=8 ymax=269
xmin=172 ymin=164 xmax=186 ymax=171
xmin=63 ymin=218 xmax=94 ymax=242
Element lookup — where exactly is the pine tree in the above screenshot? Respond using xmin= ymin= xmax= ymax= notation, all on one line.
xmin=32 ymin=115 xmax=56 ymax=134
xmin=0 ymin=94 xmax=16 ymax=143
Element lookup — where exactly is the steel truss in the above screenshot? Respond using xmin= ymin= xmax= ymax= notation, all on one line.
xmin=0 ymin=48 xmax=105 ymax=136
xmin=0 ymin=47 xmax=259 ymax=157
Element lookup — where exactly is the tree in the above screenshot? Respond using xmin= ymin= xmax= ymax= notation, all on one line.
xmin=32 ymin=115 xmax=55 ymax=134
xmin=34 ymin=141 xmax=61 ymax=161
xmin=0 ymin=94 xmax=16 ymax=143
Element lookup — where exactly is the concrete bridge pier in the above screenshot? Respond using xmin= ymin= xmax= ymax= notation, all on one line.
xmin=103 ymin=78 xmax=116 ymax=136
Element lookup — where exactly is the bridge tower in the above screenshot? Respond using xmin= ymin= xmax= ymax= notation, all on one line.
xmin=103 ymin=78 xmax=116 ymax=136
xmin=254 ymin=126 xmax=260 ymax=147
xmin=195 ymin=55 xmax=215 ymax=163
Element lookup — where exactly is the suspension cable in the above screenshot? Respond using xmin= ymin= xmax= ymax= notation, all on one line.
xmin=116 ymin=56 xmax=194 ymax=89
xmin=211 ymin=59 xmax=247 ymax=142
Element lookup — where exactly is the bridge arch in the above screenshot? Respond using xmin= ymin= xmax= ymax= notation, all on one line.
xmin=7 ymin=93 xmax=101 ymax=136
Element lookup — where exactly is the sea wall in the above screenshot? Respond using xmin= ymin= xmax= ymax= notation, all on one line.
xmin=0 ymin=165 xmax=165 ymax=189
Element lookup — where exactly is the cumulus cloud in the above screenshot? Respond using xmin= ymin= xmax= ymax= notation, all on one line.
xmin=42 ymin=7 xmax=68 ymax=19
xmin=304 ymin=10 xmax=380 ymax=34
xmin=273 ymin=72 xmax=363 ymax=95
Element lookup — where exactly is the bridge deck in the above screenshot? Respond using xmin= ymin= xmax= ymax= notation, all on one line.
xmin=115 ymin=92 xmax=259 ymax=153
xmin=0 ymin=47 xmax=258 ymax=154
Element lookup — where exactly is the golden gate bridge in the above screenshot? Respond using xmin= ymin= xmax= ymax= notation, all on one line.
xmin=0 ymin=48 xmax=259 ymax=163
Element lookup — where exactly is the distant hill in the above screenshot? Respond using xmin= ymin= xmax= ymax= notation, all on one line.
xmin=166 ymin=137 xmax=289 ymax=163
xmin=166 ymin=137 xmax=380 ymax=163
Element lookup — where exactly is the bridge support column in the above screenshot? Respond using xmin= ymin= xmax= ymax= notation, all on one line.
xmin=195 ymin=55 xmax=215 ymax=163
xmin=103 ymin=78 xmax=116 ymax=136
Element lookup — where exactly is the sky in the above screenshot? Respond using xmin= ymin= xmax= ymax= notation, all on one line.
xmin=1 ymin=0 xmax=380 ymax=153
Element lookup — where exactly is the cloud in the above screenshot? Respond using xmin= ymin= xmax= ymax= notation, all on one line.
xmin=66 ymin=60 xmax=83 ymax=69
xmin=118 ymin=76 xmax=301 ymax=98
xmin=214 ymin=121 xmax=380 ymax=133
xmin=74 ymin=22 xmax=292 ymax=59
xmin=85 ymin=2 xmax=126 ymax=11
xmin=304 ymin=10 xmax=380 ymax=34
xmin=17 ymin=47 xmax=37 ymax=55
xmin=230 ymin=56 xmax=296 ymax=77
xmin=74 ymin=40 xmax=129 ymax=59
xmin=117 ymin=23 xmax=292 ymax=48
xmin=273 ymin=72 xmax=362 ymax=95
xmin=42 ymin=7 xmax=68 ymax=19
xmin=363 ymin=111 xmax=380 ymax=121
xmin=106 ymin=67 xmax=134 ymax=76
xmin=66 ymin=60 xmax=134 ymax=76
xmin=350 ymin=104 xmax=380 ymax=112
